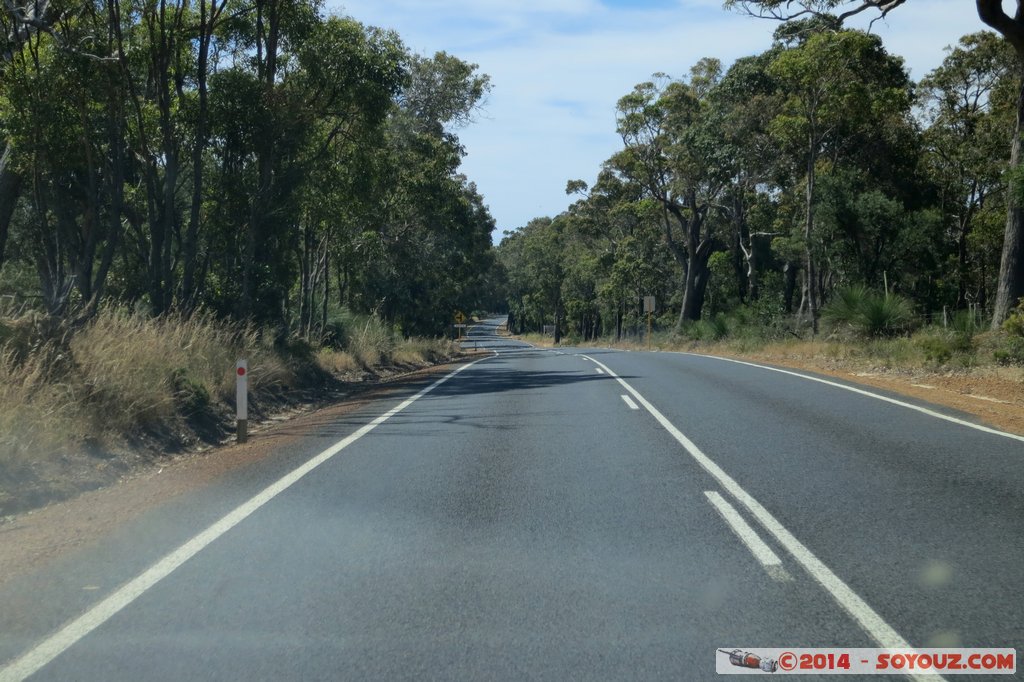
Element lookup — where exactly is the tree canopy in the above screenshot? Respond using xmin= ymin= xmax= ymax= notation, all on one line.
xmin=0 ymin=0 xmax=497 ymax=339
xmin=498 ymin=21 xmax=1022 ymax=343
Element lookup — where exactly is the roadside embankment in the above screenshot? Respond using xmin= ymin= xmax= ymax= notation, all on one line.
xmin=0 ymin=308 xmax=464 ymax=517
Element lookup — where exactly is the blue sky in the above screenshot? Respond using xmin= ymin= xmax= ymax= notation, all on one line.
xmin=331 ymin=0 xmax=986 ymax=242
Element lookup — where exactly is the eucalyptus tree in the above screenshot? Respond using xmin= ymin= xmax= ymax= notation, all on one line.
xmin=766 ymin=28 xmax=912 ymax=332
xmin=0 ymin=0 xmax=125 ymax=314
xmin=727 ymin=0 xmax=1024 ymax=328
xmin=0 ymin=0 xmax=498 ymax=339
xmin=706 ymin=51 xmax=784 ymax=302
xmin=561 ymin=171 xmax=675 ymax=339
xmin=919 ymin=31 xmax=1016 ymax=309
xmin=498 ymin=217 xmax=565 ymax=339
xmin=355 ymin=51 xmax=493 ymax=335
xmin=612 ymin=66 xmax=728 ymax=327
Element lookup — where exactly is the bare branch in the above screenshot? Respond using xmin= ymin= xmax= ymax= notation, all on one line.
xmin=728 ymin=0 xmax=908 ymax=29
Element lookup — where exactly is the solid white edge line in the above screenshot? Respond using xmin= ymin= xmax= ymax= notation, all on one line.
xmin=678 ymin=352 xmax=1024 ymax=444
xmin=579 ymin=354 xmax=944 ymax=682
xmin=620 ymin=394 xmax=639 ymax=410
xmin=704 ymin=491 xmax=791 ymax=582
xmin=0 ymin=354 xmax=494 ymax=682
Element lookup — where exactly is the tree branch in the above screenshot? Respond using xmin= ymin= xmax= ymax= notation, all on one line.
xmin=977 ymin=0 xmax=1024 ymax=56
xmin=728 ymin=0 xmax=907 ymax=28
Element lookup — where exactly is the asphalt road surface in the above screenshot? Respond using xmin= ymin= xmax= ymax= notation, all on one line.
xmin=1 ymin=317 xmax=1021 ymax=680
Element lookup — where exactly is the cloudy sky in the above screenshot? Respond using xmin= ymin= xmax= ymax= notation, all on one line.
xmin=332 ymin=0 xmax=986 ymax=241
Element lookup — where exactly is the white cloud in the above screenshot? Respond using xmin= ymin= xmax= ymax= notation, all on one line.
xmin=333 ymin=0 xmax=991 ymax=239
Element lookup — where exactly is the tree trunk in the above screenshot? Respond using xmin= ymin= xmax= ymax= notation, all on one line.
xmin=678 ymin=206 xmax=712 ymax=324
xmin=553 ymin=300 xmax=562 ymax=344
xmin=679 ymin=251 xmax=711 ymax=322
xmin=181 ymin=0 xmax=218 ymax=311
xmin=241 ymin=0 xmax=280 ymax=321
xmin=783 ymin=261 xmax=797 ymax=313
xmin=322 ymin=247 xmax=330 ymax=337
xmin=957 ymin=218 xmax=970 ymax=309
xmin=805 ymin=141 xmax=820 ymax=334
xmin=991 ymin=72 xmax=1024 ymax=326
xmin=0 ymin=142 xmax=21 ymax=270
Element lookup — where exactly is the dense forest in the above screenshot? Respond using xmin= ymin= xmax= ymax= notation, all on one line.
xmin=0 ymin=0 xmax=499 ymax=337
xmin=5 ymin=0 xmax=1024 ymax=351
xmin=498 ymin=2 xmax=1024 ymax=348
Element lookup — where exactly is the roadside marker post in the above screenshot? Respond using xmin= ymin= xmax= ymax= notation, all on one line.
xmin=236 ymin=359 xmax=248 ymax=443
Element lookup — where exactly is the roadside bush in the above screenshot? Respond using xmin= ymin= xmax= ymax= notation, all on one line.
xmin=686 ymin=313 xmax=729 ymax=341
xmin=993 ymin=336 xmax=1024 ymax=366
xmin=916 ymin=330 xmax=975 ymax=367
xmin=822 ymin=286 xmax=914 ymax=338
xmin=951 ymin=309 xmax=982 ymax=336
xmin=0 ymin=305 xmax=460 ymax=516
xmin=1003 ymin=299 xmax=1024 ymax=338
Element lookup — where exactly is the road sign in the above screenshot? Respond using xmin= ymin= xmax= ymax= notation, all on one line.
xmin=454 ymin=311 xmax=466 ymax=324
xmin=643 ymin=296 xmax=656 ymax=313
xmin=453 ymin=324 xmax=467 ymax=329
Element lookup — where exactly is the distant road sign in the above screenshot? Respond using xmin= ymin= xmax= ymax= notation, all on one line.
xmin=643 ymin=296 xmax=656 ymax=313
xmin=454 ymin=311 xmax=466 ymax=324
xmin=453 ymin=324 xmax=467 ymax=329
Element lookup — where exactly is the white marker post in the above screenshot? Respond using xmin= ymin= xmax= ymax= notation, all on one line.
xmin=236 ymin=359 xmax=248 ymax=443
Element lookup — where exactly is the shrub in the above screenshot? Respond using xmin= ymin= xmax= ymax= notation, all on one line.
xmin=993 ymin=336 xmax=1024 ymax=366
xmin=916 ymin=330 xmax=975 ymax=366
xmin=822 ymin=286 xmax=915 ymax=338
xmin=686 ymin=313 xmax=729 ymax=341
xmin=1003 ymin=299 xmax=1024 ymax=338
xmin=951 ymin=309 xmax=982 ymax=336
xmin=918 ymin=336 xmax=954 ymax=365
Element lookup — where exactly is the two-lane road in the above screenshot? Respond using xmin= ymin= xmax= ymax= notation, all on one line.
xmin=0 ymin=317 xmax=1020 ymax=679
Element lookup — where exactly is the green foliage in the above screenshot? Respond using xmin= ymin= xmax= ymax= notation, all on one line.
xmin=917 ymin=332 xmax=975 ymax=366
xmin=1003 ymin=299 xmax=1024 ymax=337
xmin=684 ymin=313 xmax=730 ymax=341
xmin=994 ymin=298 xmax=1024 ymax=364
xmin=0 ymin=3 xmax=495 ymax=337
xmin=992 ymin=337 xmax=1024 ymax=365
xmin=822 ymin=286 xmax=915 ymax=338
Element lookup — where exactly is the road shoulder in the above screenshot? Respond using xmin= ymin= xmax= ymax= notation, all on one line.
xmin=0 ymin=360 xmax=472 ymax=589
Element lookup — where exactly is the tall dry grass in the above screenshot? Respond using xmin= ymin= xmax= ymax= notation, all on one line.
xmin=69 ymin=311 xmax=296 ymax=433
xmin=1 ymin=307 xmax=460 ymax=471
xmin=0 ymin=310 xmax=298 ymax=475
xmin=0 ymin=346 xmax=79 ymax=477
xmin=0 ymin=306 xmax=462 ymax=514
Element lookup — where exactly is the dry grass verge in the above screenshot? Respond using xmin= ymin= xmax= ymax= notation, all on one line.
xmin=0 ymin=308 xmax=461 ymax=517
